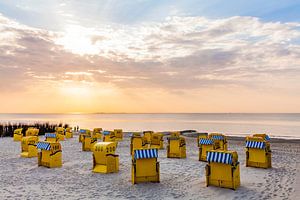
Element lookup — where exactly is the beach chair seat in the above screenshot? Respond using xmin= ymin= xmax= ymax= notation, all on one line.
xmin=205 ymin=150 xmax=240 ymax=190
xmin=93 ymin=128 xmax=103 ymax=140
xmin=82 ymin=134 xmax=97 ymax=151
xmin=143 ymin=131 xmax=154 ymax=145
xmin=130 ymin=132 xmax=147 ymax=155
xmin=45 ymin=133 xmax=59 ymax=142
xmin=65 ymin=127 xmax=73 ymax=139
xmin=13 ymin=128 xmax=23 ymax=141
xmin=150 ymin=133 xmax=164 ymax=149
xmin=196 ymin=132 xmax=208 ymax=147
xmin=245 ymin=136 xmax=272 ymax=168
xmin=132 ymin=148 xmax=160 ymax=184
xmin=37 ymin=141 xmax=62 ymax=168
xmin=92 ymin=142 xmax=119 ymax=173
xmin=21 ymin=136 xmax=39 ymax=158
xmin=199 ymin=138 xmax=216 ymax=161
xmin=167 ymin=134 xmax=186 ymax=158
xmin=79 ymin=129 xmax=91 ymax=143
xmin=209 ymin=133 xmax=228 ymax=150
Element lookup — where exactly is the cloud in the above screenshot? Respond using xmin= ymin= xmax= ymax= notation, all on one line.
xmin=0 ymin=12 xmax=300 ymax=97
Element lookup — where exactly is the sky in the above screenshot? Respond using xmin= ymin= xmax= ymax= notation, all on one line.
xmin=0 ymin=0 xmax=300 ymax=113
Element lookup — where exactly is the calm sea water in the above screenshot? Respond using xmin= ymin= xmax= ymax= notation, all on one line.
xmin=0 ymin=113 xmax=300 ymax=139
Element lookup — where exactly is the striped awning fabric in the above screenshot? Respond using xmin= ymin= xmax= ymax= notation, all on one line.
xmin=134 ymin=149 xmax=158 ymax=160
xmin=207 ymin=151 xmax=233 ymax=164
xmin=37 ymin=142 xmax=51 ymax=150
xmin=199 ymin=139 xmax=214 ymax=145
xmin=45 ymin=133 xmax=56 ymax=138
xmin=79 ymin=129 xmax=86 ymax=133
xmin=211 ymin=135 xmax=224 ymax=140
xmin=102 ymin=131 xmax=110 ymax=135
xmin=245 ymin=141 xmax=265 ymax=149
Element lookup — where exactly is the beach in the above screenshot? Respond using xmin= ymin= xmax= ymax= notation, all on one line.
xmin=0 ymin=135 xmax=299 ymax=200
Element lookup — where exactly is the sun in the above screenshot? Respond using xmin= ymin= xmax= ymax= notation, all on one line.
xmin=55 ymin=25 xmax=99 ymax=55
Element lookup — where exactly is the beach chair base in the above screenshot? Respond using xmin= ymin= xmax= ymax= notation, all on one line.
xmin=21 ymin=147 xmax=38 ymax=158
xmin=246 ymin=149 xmax=272 ymax=169
xmin=132 ymin=160 xmax=160 ymax=184
xmin=205 ymin=162 xmax=240 ymax=190
xmin=92 ymin=155 xmax=119 ymax=173
xmin=38 ymin=151 xmax=62 ymax=168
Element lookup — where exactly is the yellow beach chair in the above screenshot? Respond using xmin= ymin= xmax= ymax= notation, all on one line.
xmin=82 ymin=134 xmax=97 ymax=151
xmin=21 ymin=136 xmax=39 ymax=158
xmin=167 ymin=132 xmax=186 ymax=158
xmin=143 ymin=131 xmax=153 ymax=145
xmin=197 ymin=132 xmax=208 ymax=147
xmin=150 ymin=133 xmax=164 ymax=149
xmin=245 ymin=136 xmax=272 ymax=169
xmin=103 ymin=131 xmax=116 ymax=142
xmin=65 ymin=127 xmax=73 ymax=139
xmin=55 ymin=127 xmax=65 ymax=141
xmin=45 ymin=133 xmax=59 ymax=142
xmin=114 ymin=129 xmax=123 ymax=141
xmin=199 ymin=138 xmax=216 ymax=161
xmin=205 ymin=150 xmax=240 ymax=190
xmin=132 ymin=148 xmax=160 ymax=184
xmin=209 ymin=133 xmax=228 ymax=150
xmin=79 ymin=129 xmax=91 ymax=143
xmin=13 ymin=128 xmax=23 ymax=141
xmin=92 ymin=142 xmax=119 ymax=173
xmin=130 ymin=132 xmax=147 ymax=155
xmin=93 ymin=128 xmax=103 ymax=140
xmin=37 ymin=141 xmax=62 ymax=168
xmin=25 ymin=127 xmax=39 ymax=137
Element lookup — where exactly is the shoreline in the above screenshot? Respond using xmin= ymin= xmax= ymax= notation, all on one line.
xmin=170 ymin=132 xmax=300 ymax=142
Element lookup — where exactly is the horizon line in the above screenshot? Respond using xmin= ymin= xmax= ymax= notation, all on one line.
xmin=1 ymin=112 xmax=300 ymax=115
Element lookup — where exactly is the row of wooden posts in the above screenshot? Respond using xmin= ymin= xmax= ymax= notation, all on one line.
xmin=0 ymin=123 xmax=67 ymax=137
xmin=12 ymin=127 xmax=272 ymax=189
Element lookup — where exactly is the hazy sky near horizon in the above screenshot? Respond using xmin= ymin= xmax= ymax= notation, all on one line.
xmin=0 ymin=0 xmax=300 ymax=113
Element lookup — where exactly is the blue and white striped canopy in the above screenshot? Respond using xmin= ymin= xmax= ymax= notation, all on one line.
xmin=45 ymin=133 xmax=56 ymax=138
xmin=199 ymin=139 xmax=214 ymax=145
xmin=80 ymin=129 xmax=86 ymax=133
xmin=211 ymin=135 xmax=224 ymax=140
xmin=102 ymin=131 xmax=110 ymax=135
xmin=37 ymin=142 xmax=51 ymax=150
xmin=207 ymin=151 xmax=233 ymax=164
xmin=245 ymin=141 xmax=265 ymax=149
xmin=134 ymin=149 xmax=158 ymax=160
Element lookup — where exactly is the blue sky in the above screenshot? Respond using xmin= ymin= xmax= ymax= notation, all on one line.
xmin=0 ymin=0 xmax=299 ymax=31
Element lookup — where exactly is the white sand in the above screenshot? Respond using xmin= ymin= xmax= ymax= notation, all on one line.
xmin=0 ymin=135 xmax=299 ymax=200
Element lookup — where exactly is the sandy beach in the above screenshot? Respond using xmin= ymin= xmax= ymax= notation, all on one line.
xmin=0 ymin=135 xmax=299 ymax=200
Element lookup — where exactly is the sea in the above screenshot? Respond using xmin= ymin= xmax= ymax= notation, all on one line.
xmin=0 ymin=113 xmax=299 ymax=139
